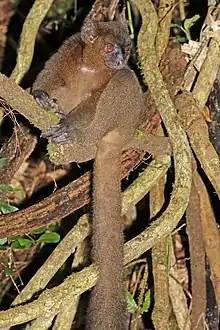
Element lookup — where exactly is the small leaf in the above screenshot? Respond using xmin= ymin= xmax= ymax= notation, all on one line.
xmin=0 ymin=184 xmax=14 ymax=191
xmin=11 ymin=241 xmax=24 ymax=249
xmin=126 ymin=291 xmax=138 ymax=313
xmin=0 ymin=238 xmax=7 ymax=245
xmin=30 ymin=226 xmax=47 ymax=235
xmin=184 ymin=15 xmax=200 ymax=40
xmin=8 ymin=236 xmax=23 ymax=242
xmin=175 ymin=35 xmax=187 ymax=43
xmin=4 ymin=266 xmax=13 ymax=277
xmin=0 ymin=203 xmax=18 ymax=214
xmin=141 ymin=290 xmax=151 ymax=313
xmin=0 ymin=245 xmax=7 ymax=250
xmin=17 ymin=238 xmax=33 ymax=248
xmin=0 ymin=157 xmax=6 ymax=168
xmin=38 ymin=232 xmax=60 ymax=243
xmin=184 ymin=15 xmax=200 ymax=31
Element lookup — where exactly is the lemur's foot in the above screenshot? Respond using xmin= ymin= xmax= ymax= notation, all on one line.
xmin=32 ymin=90 xmax=71 ymax=145
xmin=32 ymin=90 xmax=65 ymax=119
xmin=41 ymin=119 xmax=72 ymax=145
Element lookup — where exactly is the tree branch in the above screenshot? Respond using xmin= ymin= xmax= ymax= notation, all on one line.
xmin=0 ymin=73 xmax=59 ymax=130
xmin=10 ymin=0 xmax=54 ymax=84
xmin=133 ymin=0 xmax=192 ymax=241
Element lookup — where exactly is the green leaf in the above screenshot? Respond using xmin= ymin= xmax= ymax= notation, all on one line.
xmin=4 ymin=266 xmax=13 ymax=277
xmin=0 ymin=245 xmax=7 ymax=250
xmin=17 ymin=238 xmax=33 ymax=248
xmin=126 ymin=291 xmax=138 ymax=313
xmin=11 ymin=239 xmax=32 ymax=249
xmin=175 ymin=35 xmax=187 ymax=43
xmin=141 ymin=290 xmax=151 ymax=313
xmin=184 ymin=15 xmax=200 ymax=31
xmin=0 ymin=184 xmax=15 ymax=191
xmin=30 ymin=226 xmax=47 ymax=235
xmin=37 ymin=232 xmax=60 ymax=243
xmin=8 ymin=236 xmax=23 ymax=242
xmin=0 ymin=203 xmax=18 ymax=214
xmin=11 ymin=241 xmax=24 ymax=249
xmin=184 ymin=15 xmax=200 ymax=40
xmin=0 ymin=157 xmax=6 ymax=169
xmin=0 ymin=238 xmax=7 ymax=245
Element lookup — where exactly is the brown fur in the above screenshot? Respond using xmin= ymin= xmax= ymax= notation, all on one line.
xmin=33 ymin=17 xmax=144 ymax=330
xmin=89 ymin=130 xmax=125 ymax=330
xmin=66 ymin=68 xmax=142 ymax=146
xmin=86 ymin=71 xmax=143 ymax=330
xmin=33 ymin=20 xmax=130 ymax=114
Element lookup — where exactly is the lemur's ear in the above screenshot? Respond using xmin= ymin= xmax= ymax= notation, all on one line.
xmin=81 ymin=18 xmax=98 ymax=44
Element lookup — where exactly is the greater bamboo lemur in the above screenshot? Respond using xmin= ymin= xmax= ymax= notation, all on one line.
xmin=32 ymin=12 xmax=144 ymax=330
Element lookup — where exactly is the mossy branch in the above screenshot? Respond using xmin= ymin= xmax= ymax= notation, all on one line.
xmin=11 ymin=215 xmax=90 ymax=306
xmin=0 ymin=265 xmax=97 ymax=328
xmin=10 ymin=0 xmax=54 ymax=84
xmin=193 ymin=37 xmax=220 ymax=108
xmin=175 ymin=92 xmax=220 ymax=197
xmin=133 ymin=0 xmax=192 ymax=235
xmin=27 ymin=315 xmax=55 ymax=330
xmin=156 ymin=0 xmax=174 ymax=61
xmin=0 ymin=73 xmax=59 ymax=130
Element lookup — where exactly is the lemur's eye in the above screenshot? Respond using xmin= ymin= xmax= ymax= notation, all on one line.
xmin=105 ymin=43 xmax=114 ymax=53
